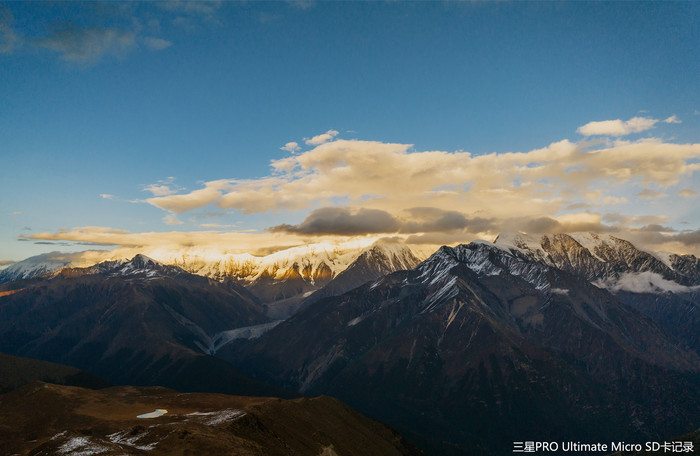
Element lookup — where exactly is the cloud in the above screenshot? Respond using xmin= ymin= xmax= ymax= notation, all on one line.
xmin=142 ymin=36 xmax=172 ymax=50
xmin=287 ymin=0 xmax=315 ymax=10
xmin=281 ymin=142 xmax=300 ymax=153
xmin=144 ymin=135 xmax=700 ymax=221
xmin=23 ymin=226 xmax=331 ymax=256
xmin=31 ymin=121 xmax=700 ymax=256
xmin=0 ymin=6 xmax=20 ymax=54
xmin=142 ymin=177 xmax=182 ymax=197
xmin=199 ymin=223 xmax=239 ymax=228
xmin=144 ymin=185 xmax=176 ymax=197
xmin=401 ymin=207 xmax=494 ymax=233
xmin=11 ymin=211 xmax=21 ymax=215
xmin=37 ymin=21 xmax=173 ymax=63
xmin=269 ymin=206 xmax=499 ymax=237
xmin=305 ymin=129 xmax=338 ymax=145
xmin=39 ymin=26 xmax=137 ymax=62
xmin=100 ymin=194 xmax=115 ymax=200
xmin=678 ymin=189 xmax=697 ymax=197
xmin=663 ymin=115 xmax=681 ymax=124
xmin=636 ymin=224 xmax=676 ymax=233
xmin=270 ymin=207 xmax=401 ymax=235
xmin=602 ymin=213 xmax=668 ymax=226
xmin=163 ymin=214 xmax=184 ymax=225
xmin=577 ymin=117 xmax=661 ymax=136
xmin=671 ymin=229 xmax=700 ymax=246
xmin=159 ymin=0 xmax=222 ymax=16
xmin=596 ymin=271 xmax=698 ymax=294
xmin=147 ymin=180 xmax=227 ymax=213
xmin=636 ymin=189 xmax=666 ymax=199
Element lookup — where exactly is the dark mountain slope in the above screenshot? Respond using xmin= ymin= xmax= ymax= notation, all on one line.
xmin=226 ymin=242 xmax=700 ymax=455
xmin=0 ymin=351 xmax=110 ymax=393
xmin=0 ymin=255 xmax=280 ymax=396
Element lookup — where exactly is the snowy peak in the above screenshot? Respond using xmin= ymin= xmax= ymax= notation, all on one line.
xmin=355 ymin=240 xmax=421 ymax=272
xmin=415 ymin=241 xmax=554 ymax=293
xmin=57 ymin=255 xmax=188 ymax=280
xmin=0 ymin=253 xmax=73 ymax=284
xmin=493 ymin=232 xmax=700 ymax=292
xmin=312 ymin=241 xmax=422 ymax=297
xmin=106 ymin=255 xmax=186 ymax=279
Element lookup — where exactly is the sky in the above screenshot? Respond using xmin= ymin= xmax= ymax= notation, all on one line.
xmin=1 ymin=0 xmax=699 ymax=265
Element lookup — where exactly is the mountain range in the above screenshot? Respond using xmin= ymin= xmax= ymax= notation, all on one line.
xmin=0 ymin=240 xmax=424 ymax=319
xmin=0 ymin=254 xmax=282 ymax=396
xmin=223 ymin=236 xmax=700 ymax=454
xmin=2 ymin=232 xmax=699 ymax=455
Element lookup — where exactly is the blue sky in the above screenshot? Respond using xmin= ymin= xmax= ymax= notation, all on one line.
xmin=1 ymin=1 xmax=699 ymax=263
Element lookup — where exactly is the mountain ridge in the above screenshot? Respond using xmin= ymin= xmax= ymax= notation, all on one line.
xmin=225 ymin=238 xmax=700 ymax=454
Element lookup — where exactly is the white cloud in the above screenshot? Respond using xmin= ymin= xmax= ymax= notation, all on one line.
xmin=577 ymin=116 xmax=660 ymax=136
xmin=281 ymin=141 xmax=300 ymax=153
xmin=142 ymin=177 xmax=183 ymax=197
xmin=143 ymin=184 xmax=176 ymax=197
xmin=0 ymin=7 xmax=20 ymax=54
xmin=37 ymin=23 xmax=173 ymax=63
xmin=145 ymin=136 xmax=700 ymax=221
xmin=595 ymin=272 xmax=699 ymax=294
xmin=146 ymin=180 xmax=227 ymax=213
xmin=159 ymin=0 xmax=222 ymax=16
xmin=39 ymin=26 xmax=137 ymax=62
xmin=305 ymin=129 xmax=338 ymax=145
xmin=163 ymin=214 xmax=184 ymax=225
xmin=636 ymin=189 xmax=666 ymax=199
xmin=663 ymin=115 xmax=681 ymax=124
xmin=100 ymin=194 xmax=115 ymax=200
xmin=142 ymin=36 xmax=172 ymax=50
xmin=37 ymin=120 xmax=700 ymax=256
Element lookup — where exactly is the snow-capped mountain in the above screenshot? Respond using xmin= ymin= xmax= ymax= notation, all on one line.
xmin=0 ymin=253 xmax=74 ymax=284
xmin=228 ymin=240 xmax=700 ymax=455
xmin=493 ymin=232 xmax=700 ymax=293
xmin=0 ymin=253 xmax=274 ymax=396
xmin=1 ymin=242 xmax=428 ymax=318
xmin=60 ymin=254 xmax=188 ymax=280
xmin=168 ymin=240 xmax=427 ymax=287
xmin=300 ymin=240 xmax=422 ymax=307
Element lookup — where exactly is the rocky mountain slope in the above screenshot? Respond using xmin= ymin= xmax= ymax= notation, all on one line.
xmin=1 ymin=241 xmax=427 ymax=318
xmin=494 ymin=232 xmax=700 ymax=351
xmin=493 ymin=232 xmax=700 ymax=290
xmin=0 ymin=255 xmax=281 ymax=396
xmin=0 ymin=351 xmax=110 ymax=393
xmin=226 ymin=240 xmax=700 ymax=455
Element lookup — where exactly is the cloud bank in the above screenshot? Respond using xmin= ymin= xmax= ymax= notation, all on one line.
xmin=27 ymin=117 xmax=700 ymax=256
xmin=577 ymin=115 xmax=681 ymax=137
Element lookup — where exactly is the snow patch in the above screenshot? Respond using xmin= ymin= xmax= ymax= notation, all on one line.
xmin=137 ymin=409 xmax=168 ymax=419
xmin=186 ymin=409 xmax=246 ymax=425
xmin=550 ymin=288 xmax=570 ymax=295
xmin=107 ymin=429 xmax=157 ymax=450
xmin=208 ymin=321 xmax=283 ymax=354
xmin=347 ymin=315 xmax=368 ymax=326
xmin=57 ymin=437 xmax=110 ymax=455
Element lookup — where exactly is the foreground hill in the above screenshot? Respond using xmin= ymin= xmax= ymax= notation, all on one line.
xmin=0 ymin=255 xmax=280 ymax=396
xmin=0 ymin=351 xmax=110 ymax=393
xmin=227 ymin=240 xmax=700 ymax=455
xmin=0 ymin=381 xmax=421 ymax=456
